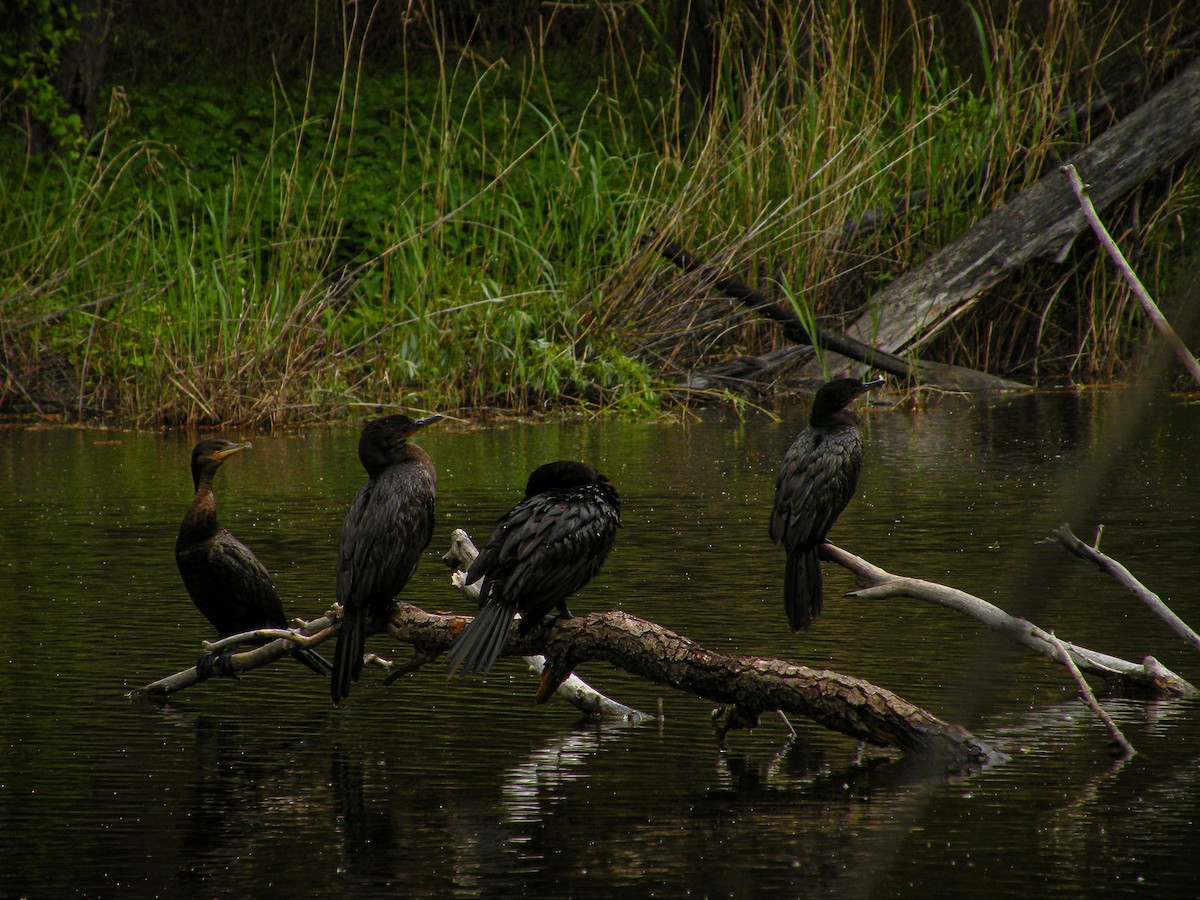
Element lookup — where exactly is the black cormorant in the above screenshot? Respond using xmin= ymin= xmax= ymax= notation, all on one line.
xmin=175 ymin=439 xmax=330 ymax=676
xmin=330 ymin=414 xmax=441 ymax=706
xmin=446 ymin=460 xmax=621 ymax=676
xmin=769 ymin=376 xmax=883 ymax=630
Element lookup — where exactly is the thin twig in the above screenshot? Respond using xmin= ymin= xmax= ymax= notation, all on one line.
xmin=1061 ymin=163 xmax=1200 ymax=387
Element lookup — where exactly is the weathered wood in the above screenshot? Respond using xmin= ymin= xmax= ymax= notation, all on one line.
xmin=846 ymin=58 xmax=1200 ymax=355
xmin=1049 ymin=523 xmax=1200 ymax=656
xmin=1046 ymin=630 xmax=1136 ymax=758
xmin=128 ymin=615 xmax=338 ymax=698
xmin=531 ymin=609 xmax=994 ymax=764
xmin=379 ymin=600 xmax=994 ymax=764
xmin=821 ymin=542 xmax=1197 ymax=698
xmin=131 ymin=541 xmax=995 ymax=764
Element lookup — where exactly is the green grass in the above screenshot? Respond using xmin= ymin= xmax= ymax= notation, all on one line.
xmin=1 ymin=1 xmax=1197 ymax=426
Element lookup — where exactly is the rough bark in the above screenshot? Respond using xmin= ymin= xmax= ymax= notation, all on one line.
xmin=532 ymin=609 xmax=994 ymax=764
xmin=133 ymin=542 xmax=995 ymax=765
xmin=845 ymin=57 xmax=1200 ymax=356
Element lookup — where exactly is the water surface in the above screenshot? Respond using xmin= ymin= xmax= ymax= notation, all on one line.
xmin=2 ymin=390 xmax=1199 ymax=896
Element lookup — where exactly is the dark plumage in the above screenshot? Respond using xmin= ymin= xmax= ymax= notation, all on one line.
xmin=769 ymin=376 xmax=883 ymax=630
xmin=175 ymin=439 xmax=330 ymax=676
xmin=330 ymin=414 xmax=440 ymax=706
xmin=446 ymin=460 xmax=621 ymax=677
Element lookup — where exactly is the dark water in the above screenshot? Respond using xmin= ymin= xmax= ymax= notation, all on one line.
xmin=3 ymin=391 xmax=1200 ymax=897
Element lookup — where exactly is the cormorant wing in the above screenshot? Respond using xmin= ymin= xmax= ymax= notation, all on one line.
xmin=769 ymin=430 xmax=862 ymax=551
xmin=337 ymin=475 xmax=435 ymax=612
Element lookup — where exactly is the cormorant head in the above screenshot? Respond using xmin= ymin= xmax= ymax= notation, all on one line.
xmin=524 ymin=460 xmax=607 ymax=497
xmin=189 ymin=439 xmax=251 ymax=490
xmin=809 ymin=375 xmax=884 ymax=425
xmin=358 ymin=413 xmax=442 ymax=473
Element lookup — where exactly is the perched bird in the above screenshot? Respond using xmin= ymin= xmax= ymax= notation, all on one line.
xmin=331 ymin=414 xmax=441 ymax=706
xmin=175 ymin=439 xmax=330 ymax=676
xmin=769 ymin=375 xmax=884 ymax=630
xmin=446 ymin=460 xmax=621 ymax=677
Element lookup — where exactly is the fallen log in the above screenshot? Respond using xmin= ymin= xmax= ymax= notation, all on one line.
xmin=379 ymin=600 xmax=994 ymax=764
xmin=844 ymin=57 xmax=1200 ymax=356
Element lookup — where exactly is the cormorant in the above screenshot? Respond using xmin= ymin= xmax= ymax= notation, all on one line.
xmin=446 ymin=460 xmax=621 ymax=676
xmin=769 ymin=375 xmax=884 ymax=630
xmin=175 ymin=439 xmax=330 ymax=676
xmin=330 ymin=414 xmax=441 ymax=706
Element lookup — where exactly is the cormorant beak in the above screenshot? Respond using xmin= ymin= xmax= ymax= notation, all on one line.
xmin=857 ymin=375 xmax=886 ymax=394
xmin=212 ymin=441 xmax=252 ymax=461
xmin=407 ymin=414 xmax=443 ymax=434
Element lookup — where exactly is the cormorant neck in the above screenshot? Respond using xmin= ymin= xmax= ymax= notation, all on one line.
xmin=364 ymin=442 xmax=429 ymax=480
xmin=180 ymin=478 xmax=219 ymax=543
xmin=811 ymin=406 xmax=861 ymax=429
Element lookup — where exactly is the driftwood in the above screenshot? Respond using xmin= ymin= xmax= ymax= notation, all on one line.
xmin=128 ymin=615 xmax=339 ymax=697
xmin=1048 ymin=524 xmax=1200 ymax=656
xmin=821 ymin=542 xmax=1197 ymax=698
xmin=131 ymin=527 xmax=1194 ymax=763
xmin=131 ymin=538 xmax=996 ymax=765
xmin=382 ymin=601 xmax=993 ymax=765
xmin=844 ymin=57 xmax=1200 ymax=357
xmin=644 ymin=234 xmax=1026 ymax=393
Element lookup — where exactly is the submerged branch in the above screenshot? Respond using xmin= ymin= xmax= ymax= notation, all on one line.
xmin=1048 ymin=630 xmax=1136 ymax=759
xmin=820 ymin=542 xmax=1196 ymax=698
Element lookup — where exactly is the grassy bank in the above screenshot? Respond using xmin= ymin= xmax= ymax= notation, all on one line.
xmin=2 ymin=2 xmax=1197 ymax=426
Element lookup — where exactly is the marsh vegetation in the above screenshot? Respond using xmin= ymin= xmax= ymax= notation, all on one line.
xmin=2 ymin=1 xmax=1197 ymax=426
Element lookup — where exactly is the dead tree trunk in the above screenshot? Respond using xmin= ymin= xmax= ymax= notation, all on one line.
xmin=845 ymin=57 xmax=1200 ymax=356
xmin=132 ymin=531 xmax=1194 ymax=763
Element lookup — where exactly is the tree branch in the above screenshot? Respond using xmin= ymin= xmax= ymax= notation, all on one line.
xmin=128 ymin=615 xmax=337 ymax=698
xmin=1048 ymin=523 xmax=1200 ymax=656
xmin=1060 ymin=163 xmax=1200 ymax=387
xmin=379 ymin=598 xmax=994 ymax=764
xmin=820 ymin=542 xmax=1196 ymax=698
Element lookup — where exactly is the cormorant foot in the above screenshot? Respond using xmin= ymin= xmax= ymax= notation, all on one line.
xmin=195 ymin=648 xmax=239 ymax=679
